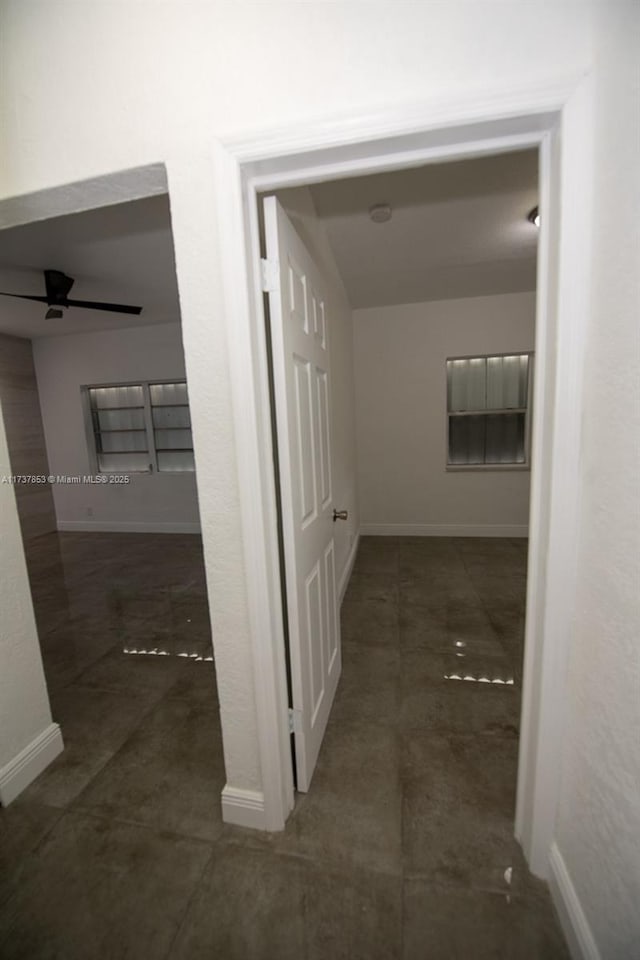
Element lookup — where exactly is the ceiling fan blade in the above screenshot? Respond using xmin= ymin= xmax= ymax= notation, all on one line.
xmin=0 ymin=285 xmax=143 ymax=317
xmin=0 ymin=292 xmax=51 ymax=304
xmin=44 ymin=270 xmax=74 ymax=302
xmin=64 ymin=298 xmax=143 ymax=315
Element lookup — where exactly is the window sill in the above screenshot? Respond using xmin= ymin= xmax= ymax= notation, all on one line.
xmin=446 ymin=463 xmax=531 ymax=473
xmin=95 ymin=468 xmax=151 ymax=475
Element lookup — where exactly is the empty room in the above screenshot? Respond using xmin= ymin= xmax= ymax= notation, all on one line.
xmin=0 ymin=2 xmax=638 ymax=959
xmin=243 ymin=150 xmax=560 ymax=955
xmin=2 ymin=149 xmax=565 ymax=958
xmin=0 ymin=195 xmax=228 ymax=922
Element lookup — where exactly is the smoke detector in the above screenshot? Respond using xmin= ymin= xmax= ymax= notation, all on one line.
xmin=369 ymin=203 xmax=392 ymax=224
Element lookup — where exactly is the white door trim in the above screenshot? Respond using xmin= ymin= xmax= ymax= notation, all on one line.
xmin=213 ymin=75 xmax=593 ymax=875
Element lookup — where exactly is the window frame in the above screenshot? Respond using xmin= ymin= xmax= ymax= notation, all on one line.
xmin=445 ymin=351 xmax=534 ymax=472
xmin=81 ymin=378 xmax=194 ymax=475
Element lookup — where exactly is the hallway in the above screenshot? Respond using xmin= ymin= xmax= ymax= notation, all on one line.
xmin=0 ymin=533 xmax=569 ymax=958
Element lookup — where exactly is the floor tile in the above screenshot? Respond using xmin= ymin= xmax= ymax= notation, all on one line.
xmin=402 ymin=732 xmax=519 ymax=890
xmin=399 ymin=537 xmax=459 ymax=555
xmin=169 ymin=845 xmax=404 ymax=960
xmin=33 ymin=602 xmax=75 ymax=641
xmin=400 ymin=658 xmax=520 ymax=736
xmin=21 ymin=687 xmax=160 ymax=808
xmin=303 ymin=860 xmax=402 ymax=960
xmin=38 ymin=621 xmax=118 ymax=691
xmin=487 ymin=607 xmax=527 ymax=645
xmin=0 ymin=812 xmax=212 ymax=960
xmin=70 ymin=642 xmax=198 ymax=697
xmin=403 ymin=881 xmax=570 ymax=959
xmin=168 ymin=846 xmax=306 ymax=960
xmin=400 ymin=591 xmax=497 ymax=635
xmin=399 ymin=604 xmax=506 ymax=657
xmin=463 ymin=556 xmax=528 ymax=580
xmin=341 ymin=598 xmax=398 ymax=647
xmin=73 ymin=697 xmax=225 ymax=842
xmin=400 ymin=647 xmax=518 ymax=687
xmin=224 ymin=720 xmax=403 ymax=877
xmin=276 ymin=720 xmax=402 ymax=875
xmin=356 ymin=538 xmax=399 ymax=575
xmin=1 ymin=531 xmax=567 ymax=959
xmin=399 ymin=578 xmax=479 ymax=610
xmin=454 ymin=537 xmax=518 ymax=559
xmin=469 ymin=577 xmax=528 ymax=609
xmin=399 ymin=567 xmax=472 ymax=592
xmin=398 ymin=550 xmax=465 ymax=576
xmin=0 ymin=800 xmax=63 ymax=908
xmin=329 ymin=644 xmax=399 ymax=726
xmin=343 ymin=571 xmax=399 ymax=604
xmin=164 ymin=661 xmax=219 ymax=705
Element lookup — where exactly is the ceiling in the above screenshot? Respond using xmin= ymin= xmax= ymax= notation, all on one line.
xmin=309 ymin=149 xmax=538 ymax=308
xmin=0 ymin=150 xmax=537 ymax=340
xmin=0 ymin=195 xmax=180 ymax=338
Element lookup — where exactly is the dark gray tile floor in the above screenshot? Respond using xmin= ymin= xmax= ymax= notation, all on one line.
xmin=0 ymin=532 xmax=569 ymax=958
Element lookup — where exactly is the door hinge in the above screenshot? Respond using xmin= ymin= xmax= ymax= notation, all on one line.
xmin=288 ymin=707 xmax=302 ymax=734
xmin=260 ymin=257 xmax=279 ymax=293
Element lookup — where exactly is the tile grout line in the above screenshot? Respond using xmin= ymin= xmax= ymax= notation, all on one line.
xmin=159 ymin=838 xmax=217 ymax=960
xmin=62 ymin=689 xmax=184 ymax=815
xmin=396 ymin=542 xmax=408 ymax=960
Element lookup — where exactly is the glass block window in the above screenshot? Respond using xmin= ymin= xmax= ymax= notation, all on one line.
xmin=88 ymin=385 xmax=150 ymax=473
xmin=85 ymin=380 xmax=194 ymax=473
xmin=149 ymin=381 xmax=195 ymax=473
xmin=446 ymin=354 xmax=531 ymax=467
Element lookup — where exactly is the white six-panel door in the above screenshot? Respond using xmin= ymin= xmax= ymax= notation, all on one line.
xmin=263 ymin=196 xmax=341 ymax=792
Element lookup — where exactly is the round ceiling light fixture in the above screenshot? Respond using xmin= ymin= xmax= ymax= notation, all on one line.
xmin=527 ymin=205 xmax=540 ymax=228
xmin=369 ymin=203 xmax=392 ymax=224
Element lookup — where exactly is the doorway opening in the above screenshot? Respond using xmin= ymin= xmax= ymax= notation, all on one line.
xmin=257 ymin=147 xmax=539 ymax=889
xmin=0 ymin=187 xmax=225 ymax=839
xmin=216 ymin=80 xmax=592 ymax=885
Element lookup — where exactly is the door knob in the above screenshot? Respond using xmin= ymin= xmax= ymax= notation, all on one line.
xmin=333 ymin=509 xmax=348 ymax=522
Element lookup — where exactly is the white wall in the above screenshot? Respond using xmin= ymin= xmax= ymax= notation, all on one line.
xmin=2 ymin=9 xmax=638 ymax=949
xmin=552 ymin=4 xmax=640 ymax=957
xmin=354 ymin=293 xmax=535 ymax=536
xmin=33 ymin=322 xmax=200 ymax=533
xmin=0 ymin=397 xmax=61 ymax=800
xmin=0 ymin=0 xmax=597 ymax=805
xmin=275 ymin=187 xmax=359 ymax=585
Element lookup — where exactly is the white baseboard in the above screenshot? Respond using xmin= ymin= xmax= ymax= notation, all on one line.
xmin=548 ymin=842 xmax=601 ymax=960
xmin=0 ymin=723 xmax=64 ymax=806
xmin=221 ymin=785 xmax=266 ymax=831
xmin=360 ymin=522 xmax=528 ymax=538
xmin=57 ymin=520 xmax=201 ymax=534
xmin=338 ymin=530 xmax=360 ymax=606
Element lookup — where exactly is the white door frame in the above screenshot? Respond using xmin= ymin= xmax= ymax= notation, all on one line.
xmin=213 ymin=74 xmax=593 ymax=876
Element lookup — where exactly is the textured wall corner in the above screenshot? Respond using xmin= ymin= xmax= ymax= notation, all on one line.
xmin=554 ymin=4 xmax=640 ymax=957
xmin=0 ymin=386 xmax=53 ymax=772
xmin=0 ymin=333 xmax=56 ymax=541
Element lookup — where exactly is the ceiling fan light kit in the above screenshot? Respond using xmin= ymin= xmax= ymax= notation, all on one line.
xmin=369 ymin=203 xmax=392 ymax=224
xmin=0 ymin=269 xmax=143 ymax=318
